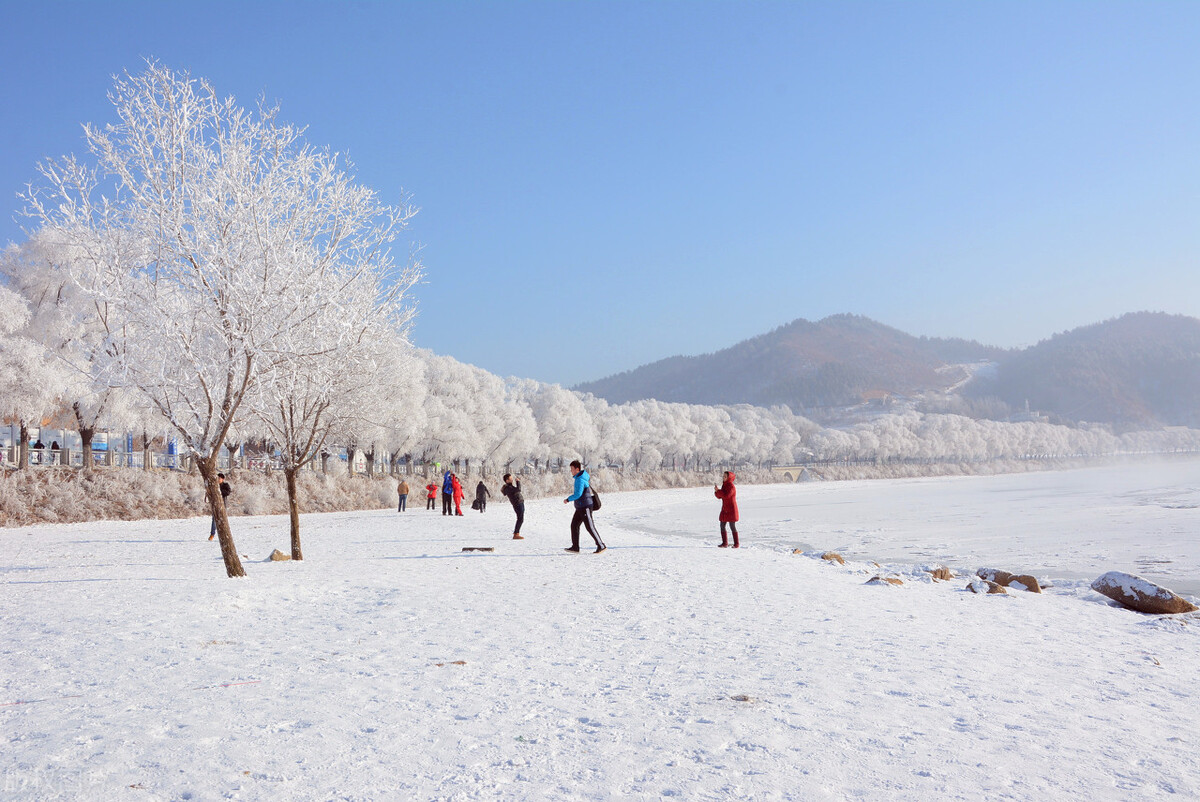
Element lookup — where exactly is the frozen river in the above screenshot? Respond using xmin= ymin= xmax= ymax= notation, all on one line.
xmin=607 ymin=456 xmax=1200 ymax=597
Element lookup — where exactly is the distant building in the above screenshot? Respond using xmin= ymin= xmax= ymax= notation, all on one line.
xmin=1010 ymin=400 xmax=1048 ymax=423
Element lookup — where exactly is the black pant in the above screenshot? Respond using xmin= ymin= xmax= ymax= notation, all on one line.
xmin=570 ymin=506 xmax=603 ymax=549
xmin=442 ymin=492 xmax=452 ymax=515
xmin=427 ymin=496 xmax=436 ymax=510
xmin=476 ymin=498 xmax=486 ymax=512
xmin=512 ymin=502 xmax=525 ymax=534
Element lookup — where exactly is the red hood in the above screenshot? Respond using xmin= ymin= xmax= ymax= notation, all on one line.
xmin=726 ymin=472 xmax=736 ymax=483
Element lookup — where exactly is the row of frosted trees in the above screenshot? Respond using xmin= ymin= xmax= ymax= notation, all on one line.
xmin=349 ymin=353 xmax=1200 ymax=473
xmin=10 ymin=321 xmax=1200 ymax=482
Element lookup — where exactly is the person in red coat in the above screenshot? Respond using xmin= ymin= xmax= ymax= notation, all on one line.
xmin=714 ymin=470 xmax=739 ymax=548
xmin=451 ymin=473 xmax=465 ymax=516
xmin=425 ymin=481 xmax=439 ymax=510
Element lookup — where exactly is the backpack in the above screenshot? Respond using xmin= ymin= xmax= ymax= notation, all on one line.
xmin=590 ymin=487 xmax=601 ymax=511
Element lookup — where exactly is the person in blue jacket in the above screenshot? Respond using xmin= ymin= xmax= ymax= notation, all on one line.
xmin=562 ymin=459 xmax=605 ymax=553
xmin=441 ymin=470 xmax=454 ymax=516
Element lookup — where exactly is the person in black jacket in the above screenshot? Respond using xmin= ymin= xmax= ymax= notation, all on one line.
xmin=501 ymin=473 xmax=525 ymax=539
xmin=209 ymin=473 xmax=232 ymax=540
xmin=474 ymin=480 xmax=491 ymax=513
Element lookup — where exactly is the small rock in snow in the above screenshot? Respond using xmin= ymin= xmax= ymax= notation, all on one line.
xmin=821 ymin=552 xmax=846 ymax=565
xmin=268 ymin=549 xmax=290 ymax=561
xmin=977 ymin=568 xmax=1042 ymax=593
xmin=966 ymin=579 xmax=1006 ymax=595
xmin=1010 ymin=575 xmax=1042 ymax=593
xmin=977 ymin=568 xmax=1016 ymax=586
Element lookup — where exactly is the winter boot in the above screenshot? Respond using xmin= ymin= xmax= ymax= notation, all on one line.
xmin=513 ymin=533 xmax=524 ymax=540
xmin=732 ymin=530 xmax=740 ymax=549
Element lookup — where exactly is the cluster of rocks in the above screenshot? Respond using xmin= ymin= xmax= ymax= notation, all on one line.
xmin=799 ymin=549 xmax=1197 ymax=616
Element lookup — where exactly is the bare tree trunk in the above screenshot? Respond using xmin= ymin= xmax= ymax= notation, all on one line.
xmin=285 ymin=466 xmax=303 ymax=561
xmin=17 ymin=420 xmax=29 ymax=470
xmin=142 ymin=431 xmax=152 ymax=471
xmin=365 ymin=447 xmax=376 ymax=478
xmin=346 ymin=446 xmax=358 ymax=476
xmin=78 ymin=428 xmax=94 ymax=472
xmin=197 ymin=454 xmax=246 ymax=577
xmin=75 ymin=404 xmax=95 ymax=474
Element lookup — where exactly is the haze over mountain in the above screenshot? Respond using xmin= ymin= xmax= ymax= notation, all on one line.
xmin=969 ymin=312 xmax=1200 ymax=428
xmin=576 ymin=314 xmax=1008 ymax=411
xmin=575 ymin=312 xmax=1200 ymax=428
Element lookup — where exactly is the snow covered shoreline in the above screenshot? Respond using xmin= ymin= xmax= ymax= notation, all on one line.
xmin=3 ymin=462 xmax=1198 ymax=800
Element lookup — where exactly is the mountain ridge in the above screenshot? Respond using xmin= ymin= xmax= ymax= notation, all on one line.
xmin=575 ymin=312 xmax=1200 ymax=427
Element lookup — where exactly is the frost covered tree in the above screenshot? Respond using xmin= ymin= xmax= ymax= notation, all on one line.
xmin=378 ymin=350 xmax=429 ymax=474
xmin=487 ymin=386 xmax=539 ymax=472
xmin=257 ymin=326 xmax=418 ymax=560
xmin=581 ymin=394 xmax=636 ymax=469
xmin=517 ymin=380 xmax=599 ymax=466
xmin=416 ymin=354 xmax=489 ymax=468
xmin=688 ymin=404 xmax=734 ymax=470
xmin=0 ymin=285 xmax=69 ymax=469
xmin=26 ymin=63 xmax=418 ymax=577
xmin=0 ymin=230 xmax=139 ymax=471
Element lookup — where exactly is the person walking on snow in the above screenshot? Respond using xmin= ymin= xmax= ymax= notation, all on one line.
xmin=563 ymin=460 xmax=605 ymax=553
xmin=502 ymin=473 xmax=525 ymax=539
xmin=441 ymin=471 xmax=454 ymax=515
xmin=397 ymin=479 xmax=410 ymax=512
xmin=451 ymin=473 xmax=465 ymax=516
xmin=715 ymin=470 xmax=740 ymax=548
xmin=425 ymin=480 xmax=439 ymax=510
xmin=474 ymin=480 xmax=491 ymax=513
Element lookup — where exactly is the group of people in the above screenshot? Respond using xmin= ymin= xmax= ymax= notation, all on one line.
xmin=397 ymin=472 xmax=497 ymax=516
xmin=208 ymin=461 xmax=741 ymax=553
xmin=392 ymin=463 xmax=740 ymax=553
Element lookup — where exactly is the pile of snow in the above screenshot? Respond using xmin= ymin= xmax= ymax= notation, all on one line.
xmin=2 ymin=462 xmax=1198 ymax=799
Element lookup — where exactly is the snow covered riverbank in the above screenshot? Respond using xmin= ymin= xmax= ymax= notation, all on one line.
xmin=616 ymin=457 xmax=1200 ymax=597
xmin=3 ymin=461 xmax=1198 ymax=800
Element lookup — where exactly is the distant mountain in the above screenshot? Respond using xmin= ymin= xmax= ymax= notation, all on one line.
xmin=575 ymin=311 xmax=1200 ymax=428
xmin=574 ymin=314 xmax=1008 ymax=412
xmin=966 ymin=312 xmax=1200 ymax=428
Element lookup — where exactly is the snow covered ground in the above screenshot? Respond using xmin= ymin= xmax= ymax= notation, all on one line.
xmin=627 ymin=457 xmax=1200 ymax=597
xmin=3 ymin=460 xmax=1198 ymax=800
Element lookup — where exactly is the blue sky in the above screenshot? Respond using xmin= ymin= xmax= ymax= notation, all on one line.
xmin=3 ymin=1 xmax=1199 ymax=386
